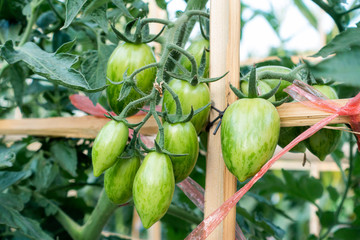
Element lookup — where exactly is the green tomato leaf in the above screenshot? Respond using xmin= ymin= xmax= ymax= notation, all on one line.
xmin=1 ymin=62 xmax=28 ymax=109
xmin=50 ymin=141 xmax=78 ymax=177
xmin=1 ymin=41 xmax=106 ymax=92
xmin=312 ymin=28 xmax=360 ymax=58
xmin=0 ymin=171 xmax=31 ymax=192
xmin=327 ymin=185 xmax=339 ymax=202
xmin=34 ymin=194 xmax=59 ymax=217
xmin=36 ymin=11 xmax=57 ymax=30
xmin=307 ymin=47 xmax=360 ymax=87
xmin=318 ymin=211 xmax=336 ymax=227
xmin=0 ymin=20 xmax=22 ymax=42
xmin=333 ymin=228 xmax=360 ymax=239
xmin=0 ymin=150 xmax=15 ymax=169
xmin=299 ymin=175 xmax=324 ymax=201
xmin=81 ymin=43 xmax=116 ymax=103
xmin=83 ymin=0 xmax=110 ymax=15
xmin=0 ymin=202 xmax=52 ymax=240
xmin=55 ymin=39 xmax=77 ymax=54
xmin=31 ymin=153 xmax=59 ymax=191
xmin=155 ymin=0 xmax=167 ymax=10
xmin=63 ymin=0 xmax=88 ymax=29
xmin=87 ymin=5 xmax=108 ymax=33
xmin=112 ymin=0 xmax=133 ymax=18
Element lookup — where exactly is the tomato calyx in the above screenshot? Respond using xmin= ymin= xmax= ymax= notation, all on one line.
xmin=110 ymin=18 xmax=169 ymax=44
xmin=232 ymin=67 xmax=288 ymax=107
xmin=160 ymin=81 xmax=210 ymax=124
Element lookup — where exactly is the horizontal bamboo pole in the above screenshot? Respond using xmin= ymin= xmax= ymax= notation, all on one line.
xmin=0 ymin=115 xmax=158 ymax=139
xmin=277 ymin=99 xmax=349 ymax=127
xmin=0 ymin=99 xmax=350 ymax=139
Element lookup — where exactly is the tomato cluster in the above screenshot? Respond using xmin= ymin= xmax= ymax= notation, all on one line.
xmin=92 ymin=35 xmax=342 ymax=229
xmin=91 ymin=38 xmax=211 ymax=229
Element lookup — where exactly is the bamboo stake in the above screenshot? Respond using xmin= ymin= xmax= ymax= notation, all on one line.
xmin=222 ymin=0 xmax=241 ymax=239
xmin=0 ymin=115 xmax=158 ymax=139
xmin=0 ymin=100 xmax=350 ymax=139
xmin=204 ymin=0 xmax=230 ymax=239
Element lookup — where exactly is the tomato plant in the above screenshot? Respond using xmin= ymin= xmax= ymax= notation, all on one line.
xmin=1 ymin=0 xmax=360 ymax=239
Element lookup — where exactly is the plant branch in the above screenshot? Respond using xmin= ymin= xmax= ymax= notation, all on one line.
xmin=19 ymin=0 xmax=45 ymax=46
xmin=340 ymin=4 xmax=360 ymax=16
xmin=311 ymin=0 xmax=345 ymax=32
xmin=79 ymin=190 xmax=118 ymax=240
xmin=319 ymin=135 xmax=354 ymax=239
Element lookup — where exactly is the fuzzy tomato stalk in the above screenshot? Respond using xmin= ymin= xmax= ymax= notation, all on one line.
xmin=106 ymin=42 xmax=156 ymax=116
xmin=221 ymin=98 xmax=280 ymax=182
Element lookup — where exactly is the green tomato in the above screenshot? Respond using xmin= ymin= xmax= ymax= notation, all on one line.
xmin=92 ymin=120 xmax=128 ymax=177
xmin=305 ymin=85 xmax=342 ymax=161
xmin=106 ymin=42 xmax=156 ymax=116
xmin=104 ymin=156 xmax=140 ymax=204
xmin=221 ymin=98 xmax=280 ymax=182
xmin=162 ymin=79 xmax=210 ymax=134
xmin=240 ymin=80 xmax=276 ymax=102
xmin=278 ymin=127 xmax=306 ymax=153
xmin=133 ymin=152 xmax=175 ymax=229
xmin=181 ymin=38 xmax=209 ymax=77
xmin=157 ymin=121 xmax=199 ymax=183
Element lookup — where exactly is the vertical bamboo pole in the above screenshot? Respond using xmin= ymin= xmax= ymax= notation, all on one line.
xmin=204 ymin=0 xmax=240 ymax=239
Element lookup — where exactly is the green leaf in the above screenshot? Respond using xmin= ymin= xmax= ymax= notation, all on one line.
xmin=0 ymin=171 xmax=31 ymax=192
xmin=1 ymin=62 xmax=28 ymax=109
xmin=88 ymin=5 xmax=109 ymax=33
xmin=0 ymin=204 xmax=52 ymax=240
xmin=50 ymin=141 xmax=78 ymax=177
xmin=63 ymin=0 xmax=88 ymax=29
xmin=318 ymin=211 xmax=336 ymax=227
xmin=300 ymin=176 xmax=323 ymax=201
xmin=112 ymin=0 xmax=133 ymax=18
xmin=293 ymin=0 xmax=318 ymax=29
xmin=307 ymin=47 xmax=360 ymax=87
xmin=0 ymin=149 xmax=16 ymax=169
xmin=83 ymin=0 xmax=111 ymax=15
xmin=34 ymin=195 xmax=59 ymax=217
xmin=55 ymin=39 xmax=77 ymax=54
xmin=81 ymin=43 xmax=116 ymax=103
xmin=36 ymin=11 xmax=57 ymax=30
xmin=327 ymin=185 xmax=339 ymax=202
xmin=0 ymin=41 xmax=106 ymax=92
xmin=0 ymin=20 xmax=22 ymax=42
xmin=155 ymin=0 xmax=167 ymax=10
xmin=31 ymin=153 xmax=59 ymax=191
xmin=52 ymin=31 xmax=71 ymax=52
xmin=0 ymin=193 xmax=26 ymax=211
xmin=312 ymin=28 xmax=360 ymax=58
xmin=333 ymin=228 xmax=360 ymax=239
